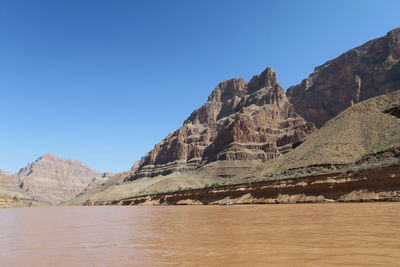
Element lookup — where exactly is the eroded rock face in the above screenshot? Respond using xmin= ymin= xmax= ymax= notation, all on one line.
xmin=17 ymin=154 xmax=109 ymax=204
xmin=131 ymin=28 xmax=400 ymax=181
xmin=132 ymin=67 xmax=315 ymax=179
xmin=287 ymin=27 xmax=400 ymax=127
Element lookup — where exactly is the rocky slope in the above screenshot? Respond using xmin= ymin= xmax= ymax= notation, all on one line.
xmin=287 ymin=27 xmax=400 ymax=127
xmin=134 ymin=67 xmax=315 ymax=179
xmin=16 ymin=154 xmax=112 ymax=204
xmin=250 ymin=90 xmax=400 ymax=179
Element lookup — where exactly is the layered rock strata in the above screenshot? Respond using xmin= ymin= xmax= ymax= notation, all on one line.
xmin=287 ymin=27 xmax=400 ymax=127
xmin=132 ymin=67 xmax=315 ymax=179
xmin=17 ymin=154 xmax=111 ymax=204
xmin=84 ymin=165 xmax=400 ymax=206
xmin=133 ymin=29 xmax=400 ymax=180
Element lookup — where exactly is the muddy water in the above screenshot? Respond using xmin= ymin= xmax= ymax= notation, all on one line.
xmin=1 ymin=203 xmax=400 ymax=266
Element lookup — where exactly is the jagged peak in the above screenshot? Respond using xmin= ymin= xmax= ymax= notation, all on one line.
xmin=208 ymin=78 xmax=248 ymax=102
xmin=208 ymin=66 xmax=281 ymax=102
xmin=247 ymin=66 xmax=278 ymax=94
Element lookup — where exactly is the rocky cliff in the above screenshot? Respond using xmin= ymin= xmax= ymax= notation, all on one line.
xmin=134 ymin=29 xmax=400 ymax=181
xmin=287 ymin=27 xmax=400 ymax=127
xmin=133 ymin=67 xmax=315 ymax=179
xmin=16 ymin=154 xmax=111 ymax=204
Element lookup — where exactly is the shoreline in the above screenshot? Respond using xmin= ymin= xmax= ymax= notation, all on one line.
xmin=82 ymin=165 xmax=400 ymax=206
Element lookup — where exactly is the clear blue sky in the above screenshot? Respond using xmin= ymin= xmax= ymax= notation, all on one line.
xmin=0 ymin=0 xmax=399 ymax=173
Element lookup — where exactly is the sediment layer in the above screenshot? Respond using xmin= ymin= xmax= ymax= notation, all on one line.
xmin=83 ymin=165 xmax=400 ymax=206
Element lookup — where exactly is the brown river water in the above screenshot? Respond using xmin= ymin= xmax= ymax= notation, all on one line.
xmin=1 ymin=203 xmax=400 ymax=266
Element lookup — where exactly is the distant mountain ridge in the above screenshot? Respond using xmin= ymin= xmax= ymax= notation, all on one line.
xmin=15 ymin=154 xmax=114 ymax=204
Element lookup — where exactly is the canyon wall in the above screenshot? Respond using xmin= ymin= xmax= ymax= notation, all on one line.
xmin=133 ymin=67 xmax=315 ymax=179
xmin=287 ymin=27 xmax=400 ymax=127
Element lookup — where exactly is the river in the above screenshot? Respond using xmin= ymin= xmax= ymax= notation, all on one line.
xmin=1 ymin=203 xmax=400 ymax=266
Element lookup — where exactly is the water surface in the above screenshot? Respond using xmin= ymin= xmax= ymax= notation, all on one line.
xmin=1 ymin=203 xmax=400 ymax=266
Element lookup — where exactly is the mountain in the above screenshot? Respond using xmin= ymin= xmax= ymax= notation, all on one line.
xmin=133 ymin=67 xmax=315 ymax=180
xmin=16 ymin=154 xmax=112 ymax=204
xmin=67 ymin=28 xmax=400 ymax=205
xmin=287 ymin=27 xmax=400 ymax=127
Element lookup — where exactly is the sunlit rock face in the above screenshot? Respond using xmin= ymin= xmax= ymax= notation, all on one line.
xmin=132 ymin=67 xmax=315 ymax=179
xmin=131 ymin=27 xmax=400 ymax=181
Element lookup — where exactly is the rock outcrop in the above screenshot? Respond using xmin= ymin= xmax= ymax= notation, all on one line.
xmin=133 ymin=67 xmax=315 ymax=179
xmin=287 ymin=27 xmax=400 ymax=127
xmin=16 ymin=154 xmax=110 ymax=204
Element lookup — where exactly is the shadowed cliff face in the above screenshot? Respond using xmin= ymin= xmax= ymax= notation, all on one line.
xmin=287 ymin=27 xmax=400 ymax=127
xmin=133 ymin=67 xmax=315 ymax=179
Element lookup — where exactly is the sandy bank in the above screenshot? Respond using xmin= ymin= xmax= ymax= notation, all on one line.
xmin=82 ymin=165 xmax=400 ymax=206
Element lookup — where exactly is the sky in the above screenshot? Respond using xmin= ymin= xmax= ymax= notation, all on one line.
xmin=0 ymin=0 xmax=399 ymax=173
